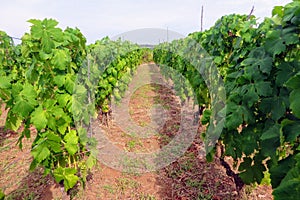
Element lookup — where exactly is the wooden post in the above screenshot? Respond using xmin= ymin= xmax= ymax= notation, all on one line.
xmin=247 ymin=6 xmax=255 ymax=20
xmin=167 ymin=27 xmax=169 ymax=42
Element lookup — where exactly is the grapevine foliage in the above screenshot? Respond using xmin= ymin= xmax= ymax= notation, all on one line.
xmin=87 ymin=38 xmax=149 ymax=112
xmin=154 ymin=1 xmax=300 ymax=199
xmin=2 ymin=19 xmax=96 ymax=191
xmin=0 ymin=20 xmax=150 ymax=192
xmin=0 ymin=1 xmax=299 ymax=199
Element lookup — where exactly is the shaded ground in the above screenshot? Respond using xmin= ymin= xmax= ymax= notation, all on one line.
xmin=0 ymin=63 xmax=273 ymax=199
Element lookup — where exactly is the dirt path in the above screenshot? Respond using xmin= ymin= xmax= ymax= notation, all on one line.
xmin=0 ymin=63 xmax=273 ymax=200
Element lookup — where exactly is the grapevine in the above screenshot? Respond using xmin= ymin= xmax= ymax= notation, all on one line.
xmin=153 ymin=1 xmax=300 ymax=199
xmin=0 ymin=1 xmax=299 ymax=199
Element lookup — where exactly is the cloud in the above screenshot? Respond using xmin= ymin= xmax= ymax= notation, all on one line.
xmin=0 ymin=0 xmax=293 ymax=44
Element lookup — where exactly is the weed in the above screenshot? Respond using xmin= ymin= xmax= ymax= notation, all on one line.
xmin=116 ymin=177 xmax=139 ymax=193
xmin=103 ymin=184 xmax=116 ymax=194
xmin=139 ymin=193 xmax=157 ymax=200
xmin=181 ymin=157 xmax=195 ymax=171
xmin=260 ymin=171 xmax=271 ymax=186
xmin=158 ymin=134 xmax=171 ymax=144
xmin=125 ymin=138 xmax=143 ymax=151
xmin=186 ymin=179 xmax=204 ymax=188
xmin=139 ymin=121 xmax=148 ymax=127
xmin=197 ymin=191 xmax=213 ymax=200
xmin=25 ymin=192 xmax=36 ymax=200
xmin=127 ymin=140 xmax=137 ymax=149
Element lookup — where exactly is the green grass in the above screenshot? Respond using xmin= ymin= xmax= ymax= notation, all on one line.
xmin=125 ymin=136 xmax=143 ymax=152
xmin=116 ymin=177 xmax=140 ymax=193
xmin=186 ymin=179 xmax=204 ymax=188
xmin=158 ymin=134 xmax=171 ymax=144
xmin=103 ymin=184 xmax=116 ymax=194
xmin=139 ymin=121 xmax=148 ymax=127
xmin=138 ymin=193 xmax=157 ymax=200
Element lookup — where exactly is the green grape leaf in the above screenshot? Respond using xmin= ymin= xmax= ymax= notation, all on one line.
xmin=272 ymin=6 xmax=284 ymax=18
xmin=21 ymin=84 xmax=37 ymax=102
xmin=289 ymin=89 xmax=300 ymax=118
xmin=54 ymin=75 xmax=66 ymax=87
xmin=270 ymin=155 xmax=296 ymax=188
xmin=0 ymin=76 xmax=11 ymax=89
xmin=265 ymin=30 xmax=286 ymax=57
xmin=276 ymin=62 xmax=295 ymax=86
xmin=43 ymin=99 xmax=57 ymax=110
xmin=242 ymin=84 xmax=259 ymax=107
xmin=78 ymin=127 xmax=88 ymax=146
xmin=255 ymin=81 xmax=272 ymax=97
xmin=52 ymin=107 xmax=65 ymax=119
xmin=260 ymin=123 xmax=281 ymax=158
xmin=47 ymin=141 xmax=62 ymax=153
xmin=285 ymin=72 xmax=300 ymax=90
xmin=53 ymin=167 xmax=79 ymax=191
xmin=65 ymin=74 xmax=75 ymax=94
xmin=261 ymin=123 xmax=281 ymax=140
xmin=259 ymin=97 xmax=286 ymax=120
xmin=58 ymin=123 xmax=68 ymax=135
xmin=240 ymin=127 xmax=259 ymax=155
xmin=39 ymin=51 xmax=52 ymax=60
xmin=52 ymin=49 xmax=70 ymax=70
xmin=57 ymin=93 xmax=71 ymax=108
xmin=283 ymin=121 xmax=300 ymax=142
xmin=64 ymin=130 xmax=78 ymax=155
xmin=242 ymin=47 xmax=273 ymax=75
xmin=0 ymin=188 xmax=4 ymax=200
xmin=47 ymin=116 xmax=57 ymax=131
xmin=11 ymin=84 xmax=38 ymax=117
xmin=201 ymin=109 xmax=212 ymax=125
xmin=272 ymin=154 xmax=300 ymax=200
xmin=272 ymin=97 xmax=286 ymax=121
xmin=47 ymin=132 xmax=61 ymax=143
xmin=86 ymin=154 xmax=97 ymax=169
xmin=282 ymin=32 xmax=299 ymax=46
xmin=239 ymin=157 xmax=265 ymax=184
xmin=31 ymin=106 xmax=48 ymax=130
xmin=225 ymin=102 xmax=251 ymax=129
xmin=28 ymin=19 xmax=63 ymax=53
xmin=239 ymin=157 xmax=252 ymax=171
xmin=12 ymin=99 xmax=34 ymax=117
xmin=5 ymin=113 xmax=22 ymax=132
xmin=31 ymin=143 xmax=50 ymax=163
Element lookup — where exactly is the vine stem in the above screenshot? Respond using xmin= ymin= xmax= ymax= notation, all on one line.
xmin=218 ymin=143 xmax=245 ymax=193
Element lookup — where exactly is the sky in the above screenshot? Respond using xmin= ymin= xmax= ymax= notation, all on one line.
xmin=0 ymin=0 xmax=293 ymax=44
